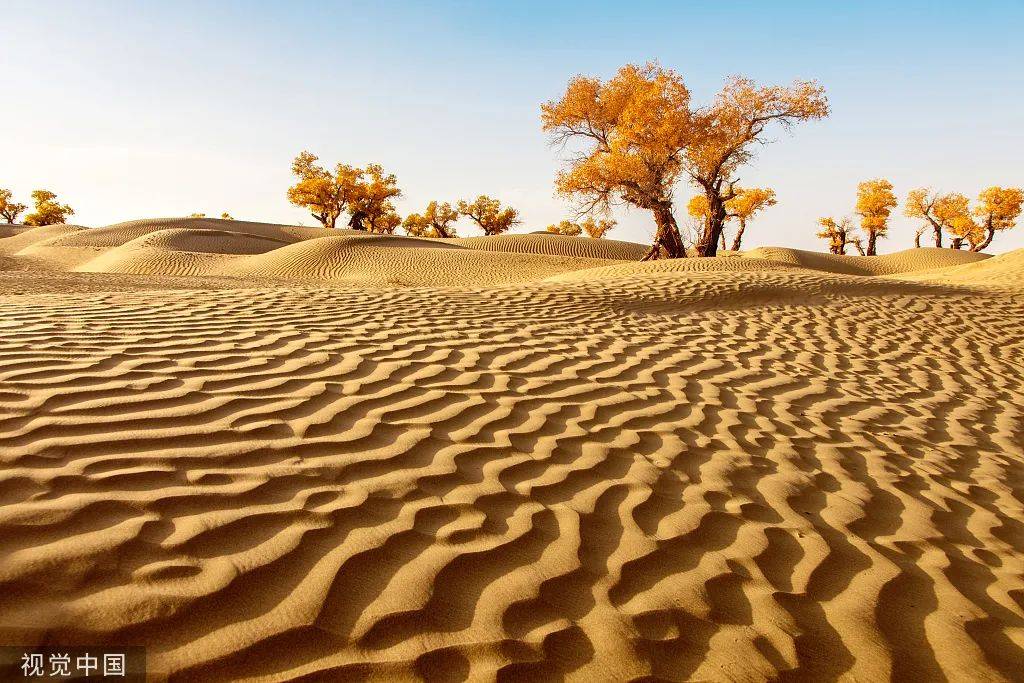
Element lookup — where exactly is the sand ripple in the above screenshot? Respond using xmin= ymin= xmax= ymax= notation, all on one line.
xmin=1 ymin=224 xmax=1022 ymax=680
xmin=0 ymin=264 xmax=1022 ymax=680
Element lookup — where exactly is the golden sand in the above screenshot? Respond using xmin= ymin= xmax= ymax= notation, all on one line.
xmin=1 ymin=218 xmax=1022 ymax=680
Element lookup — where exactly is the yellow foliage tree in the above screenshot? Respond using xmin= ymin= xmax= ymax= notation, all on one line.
xmin=581 ymin=216 xmax=615 ymax=238
xmin=0 ymin=189 xmax=27 ymax=224
xmin=457 ymin=195 xmax=520 ymax=235
xmin=904 ymin=187 xmax=1021 ymax=252
xmin=905 ymin=188 xmax=951 ymax=247
xmin=403 ymin=201 xmax=459 ymax=238
xmin=546 ymin=220 xmax=582 ymax=236
xmin=948 ymin=214 xmax=984 ymax=251
xmin=543 ymin=63 xmax=826 ymax=259
xmin=854 ymin=179 xmax=897 ymax=255
xmin=188 ymin=212 xmax=232 ymax=219
xmin=686 ymin=79 xmax=827 ymax=257
xmin=816 ymin=217 xmax=863 ymax=255
xmin=972 ymin=186 xmax=1023 ymax=251
xmin=542 ymin=63 xmax=692 ymax=258
xmin=688 ymin=187 xmax=776 ymax=251
xmin=727 ymin=188 xmax=776 ymax=251
xmin=547 ymin=217 xmax=616 ymax=238
xmin=347 ymin=163 xmax=402 ymax=233
xmin=23 ymin=190 xmax=74 ymax=226
xmin=287 ymin=151 xmax=361 ymax=229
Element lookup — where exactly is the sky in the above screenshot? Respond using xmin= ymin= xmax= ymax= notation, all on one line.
xmin=3 ymin=0 xmax=1023 ymax=251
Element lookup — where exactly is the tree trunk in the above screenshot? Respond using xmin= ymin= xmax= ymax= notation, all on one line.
xmin=435 ymin=224 xmax=451 ymax=239
xmin=914 ymin=229 xmax=922 ymax=248
xmin=719 ymin=232 xmax=726 ymax=251
xmin=933 ymin=225 xmax=942 ymax=247
xmin=349 ymin=211 xmax=367 ymax=231
xmin=950 ymin=237 xmax=964 ymax=250
xmin=866 ymin=231 xmax=877 ymax=256
xmin=641 ymin=204 xmax=686 ymax=260
xmin=973 ymin=225 xmax=995 ymax=252
xmin=695 ymin=190 xmax=728 ymax=257
xmin=730 ymin=219 xmax=747 ymax=252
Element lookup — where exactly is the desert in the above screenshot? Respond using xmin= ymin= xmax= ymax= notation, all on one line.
xmin=1 ymin=216 xmax=1022 ymax=680
xmin=4 ymin=2 xmax=1024 ymax=681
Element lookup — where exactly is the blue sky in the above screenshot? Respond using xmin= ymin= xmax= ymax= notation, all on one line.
xmin=3 ymin=0 xmax=1023 ymax=251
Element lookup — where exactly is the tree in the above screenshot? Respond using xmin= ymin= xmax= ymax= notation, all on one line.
xmin=686 ymin=78 xmax=827 ymax=257
xmin=687 ymin=195 xmax=716 ymax=246
xmin=546 ymin=220 xmax=582 ymax=236
xmin=403 ymin=201 xmax=459 ymax=238
xmin=855 ymin=179 xmax=897 ymax=255
xmin=904 ymin=186 xmax=1021 ymax=252
xmin=971 ymin=186 xmax=1023 ymax=252
xmin=457 ymin=195 xmax=520 ymax=235
xmin=542 ymin=63 xmax=693 ymax=258
xmin=287 ymin=151 xmax=361 ymax=229
xmin=188 ymin=212 xmax=232 ymax=219
xmin=543 ymin=63 xmax=827 ymax=259
xmin=912 ymin=225 xmax=927 ymax=248
xmin=347 ymin=163 xmax=402 ymax=233
xmin=904 ymin=188 xmax=947 ymax=247
xmin=0 ymin=189 xmax=27 ymax=224
xmin=816 ymin=217 xmax=862 ymax=255
xmin=581 ymin=216 xmax=615 ymax=238
xmin=546 ymin=216 xmax=615 ymax=238
xmin=688 ymin=187 xmax=776 ymax=251
xmin=23 ymin=190 xmax=74 ymax=226
xmin=727 ymin=188 xmax=776 ymax=251
xmin=948 ymin=214 xmax=983 ymax=251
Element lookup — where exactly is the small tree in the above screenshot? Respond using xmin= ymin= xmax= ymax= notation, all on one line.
xmin=855 ymin=179 xmax=897 ymax=255
xmin=0 ymin=189 xmax=27 ymax=224
xmin=971 ymin=186 xmax=1023 ymax=252
xmin=547 ymin=220 xmax=582 ymax=236
xmin=904 ymin=188 xmax=946 ymax=247
xmin=347 ymin=163 xmax=402 ymax=233
xmin=904 ymin=187 xmax=1021 ymax=252
xmin=287 ymin=151 xmax=361 ymax=229
xmin=221 ymin=212 xmax=234 ymax=220
xmin=727 ymin=188 xmax=776 ymax=251
xmin=546 ymin=217 xmax=615 ymax=238
xmin=688 ymin=187 xmax=775 ymax=251
xmin=581 ymin=216 xmax=615 ymax=238
xmin=403 ymin=201 xmax=459 ymax=238
xmin=816 ymin=217 xmax=862 ymax=255
xmin=24 ymin=190 xmax=74 ymax=226
xmin=457 ymin=195 xmax=520 ymax=235
xmin=948 ymin=214 xmax=983 ymax=250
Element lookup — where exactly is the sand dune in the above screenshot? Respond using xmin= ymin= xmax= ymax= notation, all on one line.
xmin=900 ymin=247 xmax=1024 ymax=288
xmin=453 ymin=233 xmax=649 ymax=260
xmin=35 ymin=217 xmax=337 ymax=249
xmin=545 ymin=256 xmax=798 ymax=282
xmin=71 ymin=232 xmax=612 ymax=286
xmin=0 ymin=224 xmax=89 ymax=255
xmin=1 ymin=226 xmax=1022 ymax=681
xmin=745 ymin=245 xmax=989 ymax=276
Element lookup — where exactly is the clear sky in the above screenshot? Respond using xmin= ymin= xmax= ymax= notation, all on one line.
xmin=4 ymin=0 xmax=1023 ymax=251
